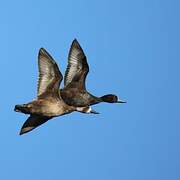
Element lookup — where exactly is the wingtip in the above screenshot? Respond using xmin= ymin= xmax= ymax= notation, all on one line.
xmin=19 ymin=131 xmax=23 ymax=136
xmin=38 ymin=47 xmax=55 ymax=63
xmin=38 ymin=48 xmax=45 ymax=57
xmin=39 ymin=47 xmax=47 ymax=55
xmin=72 ymin=38 xmax=80 ymax=47
xmin=71 ymin=39 xmax=85 ymax=54
xmin=19 ymin=127 xmax=34 ymax=136
xmin=73 ymin=38 xmax=78 ymax=43
xmin=40 ymin=47 xmax=45 ymax=51
xmin=19 ymin=129 xmax=25 ymax=135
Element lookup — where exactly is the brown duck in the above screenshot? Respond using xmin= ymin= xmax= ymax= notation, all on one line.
xmin=60 ymin=39 xmax=126 ymax=108
xmin=14 ymin=48 xmax=97 ymax=135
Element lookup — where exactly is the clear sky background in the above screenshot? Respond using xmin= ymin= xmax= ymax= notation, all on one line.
xmin=0 ymin=0 xmax=179 ymax=179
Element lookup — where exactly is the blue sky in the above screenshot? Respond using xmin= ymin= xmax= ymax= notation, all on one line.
xmin=0 ymin=0 xmax=179 ymax=179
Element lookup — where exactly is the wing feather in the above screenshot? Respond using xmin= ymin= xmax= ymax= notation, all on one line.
xmin=37 ymin=48 xmax=62 ymax=99
xmin=19 ymin=115 xmax=51 ymax=135
xmin=64 ymin=39 xmax=89 ymax=89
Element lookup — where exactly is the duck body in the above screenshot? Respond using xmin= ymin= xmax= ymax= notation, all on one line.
xmin=15 ymin=48 xmax=95 ymax=135
xmin=60 ymin=86 xmax=122 ymax=107
xmin=60 ymin=84 xmax=101 ymax=107
xmin=61 ymin=39 xmax=126 ymax=109
xmin=15 ymin=97 xmax=74 ymax=117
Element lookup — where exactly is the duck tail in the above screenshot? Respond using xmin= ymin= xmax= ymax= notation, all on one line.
xmin=14 ymin=104 xmax=30 ymax=114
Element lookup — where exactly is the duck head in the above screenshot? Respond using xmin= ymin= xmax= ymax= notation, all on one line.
xmin=101 ymin=94 xmax=126 ymax=103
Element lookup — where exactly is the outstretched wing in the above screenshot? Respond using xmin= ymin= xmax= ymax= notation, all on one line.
xmin=64 ymin=39 xmax=89 ymax=89
xmin=37 ymin=48 xmax=63 ymax=99
xmin=19 ymin=115 xmax=51 ymax=135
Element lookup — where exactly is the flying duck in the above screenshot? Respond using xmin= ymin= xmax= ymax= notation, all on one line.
xmin=60 ymin=39 xmax=126 ymax=108
xmin=14 ymin=48 xmax=97 ymax=135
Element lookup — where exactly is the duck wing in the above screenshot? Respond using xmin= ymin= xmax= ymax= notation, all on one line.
xmin=19 ymin=115 xmax=51 ymax=135
xmin=64 ymin=39 xmax=89 ymax=89
xmin=37 ymin=48 xmax=63 ymax=99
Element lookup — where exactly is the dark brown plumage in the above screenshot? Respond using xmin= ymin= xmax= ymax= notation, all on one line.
xmin=15 ymin=48 xmax=96 ymax=135
xmin=60 ymin=39 xmax=126 ymax=107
